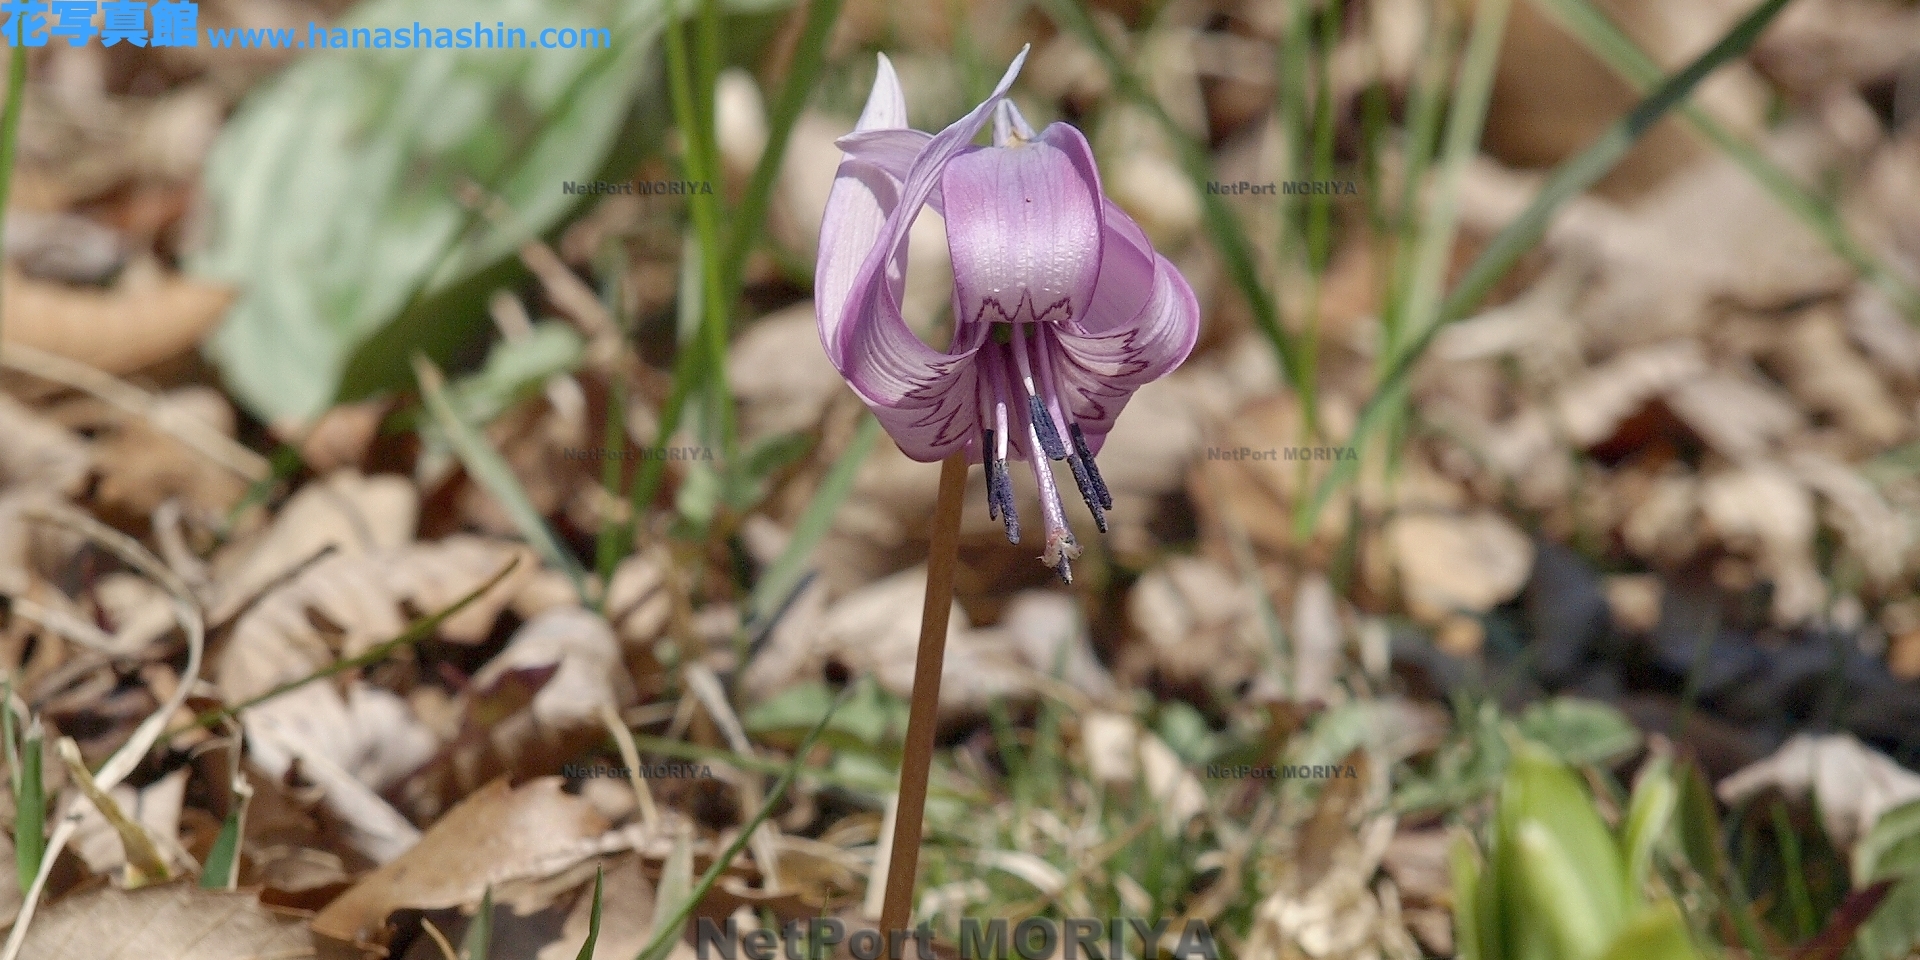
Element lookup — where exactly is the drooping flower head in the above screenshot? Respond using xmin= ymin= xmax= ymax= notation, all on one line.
xmin=816 ymin=49 xmax=1200 ymax=582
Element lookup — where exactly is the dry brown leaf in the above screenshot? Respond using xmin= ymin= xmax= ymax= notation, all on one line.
xmin=0 ymin=263 xmax=232 ymax=374
xmin=67 ymin=766 xmax=191 ymax=881
xmin=1125 ymin=556 xmax=1267 ymax=690
xmin=218 ymin=536 xmax=532 ymax=705
xmin=1622 ymin=469 xmax=1702 ymax=564
xmin=990 ymin=590 xmax=1116 ymax=701
xmin=400 ymin=608 xmax=635 ymax=818
xmin=536 ymin=855 xmax=692 ymax=960
xmin=1755 ymin=0 xmax=1920 ymax=96
xmin=1246 ymin=813 xmax=1418 ymax=960
xmin=0 ymin=392 xmax=89 ymax=496
xmin=215 ymin=535 xmax=531 ymax=861
xmin=1574 ymin=125 xmax=1857 ymax=346
xmin=207 ymin=470 xmax=420 ymax=625
xmin=1385 ymin=512 xmax=1534 ymax=624
xmin=1847 ymin=286 xmax=1920 ymax=380
xmin=743 ymin=566 xmax=1039 ymax=719
xmin=16 ymin=882 xmax=313 ymax=959
xmin=1700 ymin=463 xmax=1825 ymax=622
xmin=1550 ymin=341 xmax=1706 ymax=448
xmin=0 ymin=832 xmax=21 ymax=930
xmin=1719 ymin=733 xmax=1920 ymax=850
xmin=282 ymin=401 xmax=389 ymax=474
xmin=1769 ymin=307 xmax=1908 ymax=450
xmin=1485 ymin=0 xmax=1765 ymax=199
xmin=728 ymin=303 xmax=842 ymax=444
xmin=603 ymin=551 xmax=671 ymax=649
xmin=1665 ymin=370 xmax=1804 ymax=464
xmin=1290 ymin=574 xmax=1343 ymax=703
xmin=89 ymin=387 xmax=250 ymax=519
xmin=1139 ymin=730 xmax=1207 ymax=834
xmin=310 ymin=777 xmax=611 ymax=950
xmin=1790 ymin=451 xmax=1913 ymax=586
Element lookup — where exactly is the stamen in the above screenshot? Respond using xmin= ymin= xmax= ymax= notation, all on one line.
xmin=1032 ymin=331 xmax=1106 ymax=530
xmin=1063 ymin=455 xmax=1106 ymax=533
xmin=984 ymin=345 xmax=1019 ymax=544
xmin=1010 ymin=324 xmax=1066 ymax=459
xmin=983 ymin=428 xmax=1000 ymax=521
xmin=1068 ymin=424 xmax=1112 ymax=511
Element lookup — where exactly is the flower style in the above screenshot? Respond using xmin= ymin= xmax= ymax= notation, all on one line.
xmin=816 ymin=49 xmax=1201 ymax=583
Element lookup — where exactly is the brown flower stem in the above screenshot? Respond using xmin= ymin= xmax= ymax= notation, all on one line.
xmin=879 ymin=452 xmax=968 ymax=948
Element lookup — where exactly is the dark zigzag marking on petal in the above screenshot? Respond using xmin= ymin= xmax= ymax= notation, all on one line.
xmin=970 ymin=292 xmax=1072 ymax=328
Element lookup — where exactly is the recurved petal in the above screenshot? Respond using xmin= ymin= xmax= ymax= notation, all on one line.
xmin=827 ymin=47 xmax=1032 ymax=461
xmin=941 ymin=123 xmax=1102 ymax=329
xmin=835 ymin=128 xmax=930 ymax=177
xmin=815 ymin=157 xmax=899 ymax=361
xmin=833 ymin=128 xmax=945 ymax=217
xmin=856 ymin=53 xmax=908 ymax=132
xmin=1047 ymin=200 xmax=1201 ymax=454
xmin=816 ymin=56 xmax=921 ymax=354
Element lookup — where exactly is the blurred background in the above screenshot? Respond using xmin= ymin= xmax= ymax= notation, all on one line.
xmin=3 ymin=0 xmax=1920 ymax=956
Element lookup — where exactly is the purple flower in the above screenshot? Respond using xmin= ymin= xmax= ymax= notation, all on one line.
xmin=816 ymin=49 xmax=1200 ymax=583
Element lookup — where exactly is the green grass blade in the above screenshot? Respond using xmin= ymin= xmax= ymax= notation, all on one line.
xmin=595 ymin=379 xmax=632 ymax=604
xmin=414 ymin=355 xmax=590 ymax=603
xmin=1294 ymin=0 xmax=1797 ymax=536
xmin=576 ymin=867 xmax=606 ymax=960
xmin=649 ymin=827 xmax=695 ymax=957
xmin=1305 ymin=0 xmax=1341 ymax=275
xmin=13 ymin=729 xmax=41 ymax=896
xmin=1772 ymin=800 xmax=1816 ymax=940
xmin=1386 ymin=4 xmax=1462 ymax=324
xmin=199 ymin=812 xmax=242 ymax=892
xmin=0 ymin=46 xmax=27 ymax=354
xmin=1036 ymin=0 xmax=1307 ymax=416
xmin=464 ymin=886 xmax=495 ymax=960
xmin=1392 ymin=0 xmax=1514 ymax=359
xmin=663 ymin=0 xmax=737 ymax=461
xmin=1620 ymin=757 xmax=1676 ymax=904
xmin=1450 ymin=831 xmax=1488 ymax=960
xmin=634 ymin=687 xmax=851 ymax=960
xmin=199 ymin=780 xmax=250 ymax=891
xmin=743 ymin=414 xmax=880 ymax=631
xmin=1531 ymin=0 xmax=1920 ymax=318
xmin=617 ymin=0 xmax=842 ymax=560
xmin=719 ymin=0 xmax=843 ymax=298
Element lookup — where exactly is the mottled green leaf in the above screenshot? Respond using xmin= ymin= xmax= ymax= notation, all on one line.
xmin=192 ymin=0 xmax=782 ymax=421
xmin=1516 ymin=698 xmax=1641 ymax=767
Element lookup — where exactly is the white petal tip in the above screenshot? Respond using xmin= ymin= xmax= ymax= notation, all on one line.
xmin=857 ymin=53 xmax=909 ymax=131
